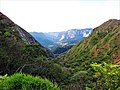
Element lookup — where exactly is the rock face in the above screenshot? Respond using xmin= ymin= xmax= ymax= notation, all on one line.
xmin=43 ymin=28 xmax=92 ymax=43
xmin=0 ymin=12 xmax=38 ymax=45
xmin=56 ymin=28 xmax=92 ymax=41
xmin=15 ymin=25 xmax=38 ymax=44
xmin=30 ymin=32 xmax=55 ymax=47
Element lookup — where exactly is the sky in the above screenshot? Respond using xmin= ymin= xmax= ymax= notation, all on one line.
xmin=0 ymin=0 xmax=120 ymax=32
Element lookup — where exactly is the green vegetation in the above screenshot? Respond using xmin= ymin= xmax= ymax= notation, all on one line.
xmin=4 ymin=31 xmax=11 ymax=36
xmin=91 ymin=63 xmax=120 ymax=90
xmin=59 ymin=20 xmax=120 ymax=71
xmin=57 ymin=19 xmax=120 ymax=89
xmin=0 ymin=73 xmax=60 ymax=90
xmin=53 ymin=45 xmax=73 ymax=55
xmin=0 ymin=13 xmax=66 ymax=89
xmin=0 ymin=13 xmax=120 ymax=90
xmin=61 ymin=63 xmax=120 ymax=90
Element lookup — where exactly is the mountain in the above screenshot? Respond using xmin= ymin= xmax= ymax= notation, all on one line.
xmin=0 ymin=12 xmax=120 ymax=90
xmin=60 ymin=19 xmax=120 ymax=69
xmin=30 ymin=32 xmax=55 ymax=47
xmin=0 ymin=13 xmax=61 ymax=90
xmin=56 ymin=19 xmax=120 ymax=90
xmin=30 ymin=28 xmax=92 ymax=54
xmin=46 ymin=28 xmax=92 ymax=42
xmin=0 ymin=12 xmax=70 ymax=88
xmin=0 ymin=12 xmax=54 ymax=74
xmin=53 ymin=45 xmax=73 ymax=56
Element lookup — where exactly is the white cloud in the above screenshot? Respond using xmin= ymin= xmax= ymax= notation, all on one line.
xmin=1 ymin=0 xmax=120 ymax=32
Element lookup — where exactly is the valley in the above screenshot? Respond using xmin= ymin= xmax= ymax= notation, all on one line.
xmin=0 ymin=12 xmax=120 ymax=90
xmin=30 ymin=28 xmax=92 ymax=55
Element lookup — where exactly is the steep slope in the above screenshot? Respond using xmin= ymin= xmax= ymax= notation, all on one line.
xmin=0 ymin=13 xmax=69 ymax=88
xmin=30 ymin=32 xmax=55 ymax=47
xmin=0 ymin=13 xmax=39 ymax=44
xmin=53 ymin=45 xmax=73 ymax=55
xmin=56 ymin=19 xmax=120 ymax=90
xmin=0 ymin=12 xmax=53 ymax=74
xmin=60 ymin=19 xmax=120 ymax=69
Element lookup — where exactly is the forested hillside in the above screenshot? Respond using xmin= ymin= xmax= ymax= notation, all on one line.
xmin=0 ymin=12 xmax=120 ymax=90
xmin=58 ymin=19 xmax=120 ymax=89
xmin=0 ymin=12 xmax=67 ymax=89
xmin=0 ymin=12 xmax=53 ymax=74
xmin=60 ymin=19 xmax=120 ymax=68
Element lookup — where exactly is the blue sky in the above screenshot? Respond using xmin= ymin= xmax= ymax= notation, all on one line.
xmin=1 ymin=0 xmax=120 ymax=32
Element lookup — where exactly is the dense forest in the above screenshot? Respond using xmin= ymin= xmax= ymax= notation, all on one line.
xmin=0 ymin=12 xmax=120 ymax=90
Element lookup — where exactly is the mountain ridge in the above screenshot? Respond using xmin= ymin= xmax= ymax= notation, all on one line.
xmin=0 ymin=12 xmax=39 ymax=45
xmin=0 ymin=12 xmax=54 ymax=75
xmin=61 ymin=19 xmax=120 ymax=69
xmin=30 ymin=28 xmax=92 ymax=46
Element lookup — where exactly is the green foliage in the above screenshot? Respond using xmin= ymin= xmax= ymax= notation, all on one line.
xmin=1 ymin=14 xmax=120 ymax=90
xmin=4 ymin=31 xmax=11 ymax=36
xmin=53 ymin=45 xmax=72 ymax=55
xmin=57 ymin=20 xmax=120 ymax=89
xmin=0 ymin=23 xmax=51 ymax=75
xmin=26 ymin=57 xmax=69 ymax=85
xmin=90 ymin=35 xmax=99 ymax=45
xmin=59 ymin=21 xmax=120 ymax=76
xmin=0 ymin=73 xmax=60 ymax=90
xmin=86 ymin=86 xmax=92 ymax=90
xmin=0 ymin=31 xmax=2 ymax=35
xmin=91 ymin=63 xmax=120 ymax=90
xmin=0 ymin=22 xmax=66 ymax=88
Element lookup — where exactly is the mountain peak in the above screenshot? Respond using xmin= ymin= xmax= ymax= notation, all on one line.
xmin=97 ymin=19 xmax=120 ymax=30
xmin=104 ymin=19 xmax=120 ymax=26
xmin=0 ymin=12 xmax=39 ymax=44
xmin=0 ymin=12 xmax=15 ymax=26
xmin=0 ymin=12 xmax=4 ymax=16
xmin=61 ymin=19 xmax=120 ymax=65
xmin=0 ymin=12 xmax=9 ymax=17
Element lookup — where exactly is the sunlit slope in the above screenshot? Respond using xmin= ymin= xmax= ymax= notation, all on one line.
xmin=60 ymin=19 xmax=120 ymax=69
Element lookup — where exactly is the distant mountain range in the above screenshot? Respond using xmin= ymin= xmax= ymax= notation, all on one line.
xmin=30 ymin=28 xmax=92 ymax=54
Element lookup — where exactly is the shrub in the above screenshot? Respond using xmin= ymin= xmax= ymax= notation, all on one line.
xmin=4 ymin=31 xmax=11 ymax=37
xmin=91 ymin=63 xmax=120 ymax=90
xmin=0 ymin=31 xmax=2 ymax=35
xmin=0 ymin=73 xmax=60 ymax=90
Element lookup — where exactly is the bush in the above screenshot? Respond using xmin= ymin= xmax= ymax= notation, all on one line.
xmin=0 ymin=73 xmax=60 ymax=90
xmin=91 ymin=63 xmax=120 ymax=90
xmin=0 ymin=31 xmax=2 ymax=35
xmin=4 ymin=31 xmax=11 ymax=37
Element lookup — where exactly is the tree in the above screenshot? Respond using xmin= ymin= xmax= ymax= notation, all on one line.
xmin=91 ymin=63 xmax=120 ymax=90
